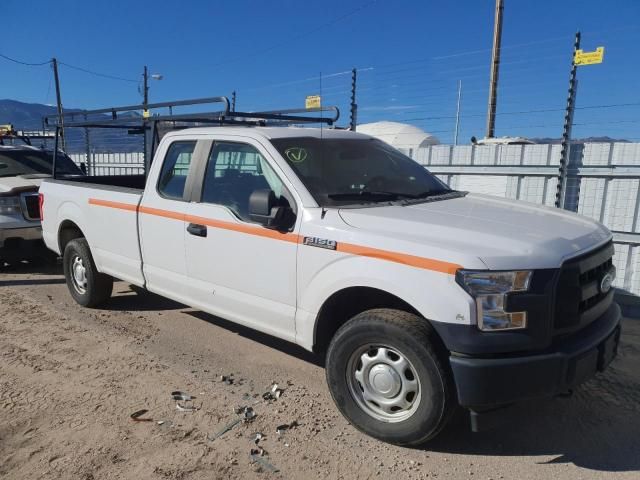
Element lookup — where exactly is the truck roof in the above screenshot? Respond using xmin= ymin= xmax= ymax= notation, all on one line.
xmin=165 ymin=126 xmax=372 ymax=141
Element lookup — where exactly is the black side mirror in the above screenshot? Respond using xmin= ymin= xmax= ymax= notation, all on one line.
xmin=249 ymin=189 xmax=294 ymax=230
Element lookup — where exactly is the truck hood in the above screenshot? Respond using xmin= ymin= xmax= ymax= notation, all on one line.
xmin=338 ymin=193 xmax=611 ymax=270
xmin=0 ymin=175 xmax=45 ymax=194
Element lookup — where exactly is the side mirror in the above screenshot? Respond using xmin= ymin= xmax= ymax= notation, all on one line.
xmin=249 ymin=189 xmax=294 ymax=230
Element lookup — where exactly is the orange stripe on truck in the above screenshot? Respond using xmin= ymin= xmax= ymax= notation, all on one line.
xmin=88 ymin=198 xmax=461 ymax=274
xmin=88 ymin=198 xmax=139 ymax=212
xmin=336 ymin=242 xmax=461 ymax=275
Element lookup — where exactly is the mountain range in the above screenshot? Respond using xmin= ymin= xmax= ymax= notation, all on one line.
xmin=0 ymin=99 xmax=143 ymax=153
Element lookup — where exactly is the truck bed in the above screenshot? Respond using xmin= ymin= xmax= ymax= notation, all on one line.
xmin=41 ymin=178 xmax=145 ymax=287
xmin=57 ymin=174 xmax=146 ymax=190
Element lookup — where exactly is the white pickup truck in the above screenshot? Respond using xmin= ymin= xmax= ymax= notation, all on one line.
xmin=40 ymin=125 xmax=621 ymax=445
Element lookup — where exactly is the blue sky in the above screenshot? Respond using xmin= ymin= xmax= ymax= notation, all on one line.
xmin=2 ymin=0 xmax=639 ymax=142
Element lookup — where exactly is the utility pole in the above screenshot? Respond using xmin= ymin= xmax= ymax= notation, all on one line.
xmin=52 ymin=57 xmax=65 ymax=150
xmin=143 ymin=65 xmax=149 ymax=114
xmin=555 ymin=31 xmax=581 ymax=209
xmin=142 ymin=66 xmax=149 ymax=169
xmin=485 ymin=0 xmax=504 ymax=138
xmin=454 ymin=80 xmax=462 ymax=145
xmin=349 ymin=68 xmax=358 ymax=131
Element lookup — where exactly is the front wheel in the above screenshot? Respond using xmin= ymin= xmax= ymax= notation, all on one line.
xmin=63 ymin=238 xmax=113 ymax=307
xmin=325 ymin=309 xmax=455 ymax=446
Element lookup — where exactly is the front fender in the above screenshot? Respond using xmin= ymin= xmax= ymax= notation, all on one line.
xmin=295 ymin=253 xmax=475 ymax=350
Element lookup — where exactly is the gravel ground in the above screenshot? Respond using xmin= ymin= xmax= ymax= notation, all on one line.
xmin=1 ymin=262 xmax=639 ymax=480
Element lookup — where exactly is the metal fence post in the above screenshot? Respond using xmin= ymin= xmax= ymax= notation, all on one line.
xmin=349 ymin=68 xmax=358 ymax=131
xmin=555 ymin=32 xmax=581 ymax=209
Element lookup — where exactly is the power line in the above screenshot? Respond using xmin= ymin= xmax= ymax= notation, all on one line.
xmin=246 ymin=69 xmax=359 ymax=91
xmin=212 ymin=0 xmax=379 ymax=67
xmin=395 ymin=101 xmax=640 ymax=123
xmin=0 ymin=52 xmax=50 ymax=66
xmin=58 ymin=61 xmax=139 ymax=83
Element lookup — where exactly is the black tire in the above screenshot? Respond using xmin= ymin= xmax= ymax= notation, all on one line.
xmin=326 ymin=308 xmax=455 ymax=446
xmin=63 ymin=238 xmax=113 ymax=307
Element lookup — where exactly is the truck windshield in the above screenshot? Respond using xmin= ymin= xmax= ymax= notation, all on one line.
xmin=270 ymin=137 xmax=451 ymax=207
xmin=0 ymin=150 xmax=83 ymax=177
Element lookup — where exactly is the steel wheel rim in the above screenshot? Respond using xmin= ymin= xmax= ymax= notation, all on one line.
xmin=346 ymin=344 xmax=421 ymax=423
xmin=71 ymin=256 xmax=88 ymax=294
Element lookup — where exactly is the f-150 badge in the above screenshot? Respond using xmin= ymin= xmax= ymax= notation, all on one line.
xmin=303 ymin=237 xmax=337 ymax=250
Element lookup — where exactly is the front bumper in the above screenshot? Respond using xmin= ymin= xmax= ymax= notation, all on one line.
xmin=449 ymin=302 xmax=621 ymax=407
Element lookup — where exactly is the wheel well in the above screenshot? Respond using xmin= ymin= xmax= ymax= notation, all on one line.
xmin=313 ymin=287 xmax=421 ymax=355
xmin=58 ymin=221 xmax=85 ymax=254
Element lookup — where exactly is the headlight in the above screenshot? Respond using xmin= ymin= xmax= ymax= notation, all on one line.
xmin=0 ymin=196 xmax=20 ymax=215
xmin=456 ymin=270 xmax=532 ymax=331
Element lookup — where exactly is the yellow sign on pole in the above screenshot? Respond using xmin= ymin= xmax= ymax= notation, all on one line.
xmin=574 ymin=47 xmax=604 ymax=66
xmin=305 ymin=95 xmax=321 ymax=109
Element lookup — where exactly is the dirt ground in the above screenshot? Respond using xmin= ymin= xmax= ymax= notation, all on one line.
xmin=1 ymin=263 xmax=639 ymax=480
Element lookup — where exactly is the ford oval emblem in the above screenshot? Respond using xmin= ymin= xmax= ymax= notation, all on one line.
xmin=600 ymin=272 xmax=613 ymax=294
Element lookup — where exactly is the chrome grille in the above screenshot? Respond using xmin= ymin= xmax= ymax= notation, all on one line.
xmin=554 ymin=242 xmax=615 ymax=333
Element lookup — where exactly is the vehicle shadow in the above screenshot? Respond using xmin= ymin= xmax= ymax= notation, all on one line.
xmin=427 ymin=396 xmax=640 ymax=472
xmin=103 ymin=285 xmax=186 ymax=312
xmin=426 ymin=320 xmax=640 ymax=473
xmin=186 ymin=310 xmax=324 ymax=367
xmin=0 ymin=277 xmax=67 ymax=287
xmin=0 ymin=260 xmax=65 ymax=286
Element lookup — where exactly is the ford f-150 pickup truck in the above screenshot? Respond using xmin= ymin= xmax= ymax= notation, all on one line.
xmin=0 ymin=144 xmax=82 ymax=264
xmin=40 ymin=125 xmax=621 ymax=445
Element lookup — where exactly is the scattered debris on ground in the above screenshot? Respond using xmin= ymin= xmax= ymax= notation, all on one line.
xmin=208 ymin=418 xmax=242 ymax=442
xmin=130 ymin=409 xmax=153 ymax=422
xmin=276 ymin=420 xmax=300 ymax=435
xmin=262 ymin=383 xmax=284 ymax=401
xmin=220 ymin=374 xmax=235 ymax=385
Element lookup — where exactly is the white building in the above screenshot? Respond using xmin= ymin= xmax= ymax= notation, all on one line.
xmin=356 ymin=121 xmax=440 ymax=154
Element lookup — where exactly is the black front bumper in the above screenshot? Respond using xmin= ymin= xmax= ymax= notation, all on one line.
xmin=448 ymin=302 xmax=621 ymax=407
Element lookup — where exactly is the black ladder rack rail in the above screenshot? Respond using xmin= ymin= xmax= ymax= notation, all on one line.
xmin=44 ymin=96 xmax=340 ymax=179
xmin=43 ymin=97 xmax=340 ymax=128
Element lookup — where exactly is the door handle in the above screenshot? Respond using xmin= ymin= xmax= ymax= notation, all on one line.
xmin=187 ymin=223 xmax=207 ymax=237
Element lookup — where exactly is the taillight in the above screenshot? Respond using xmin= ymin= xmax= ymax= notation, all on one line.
xmin=38 ymin=192 xmax=44 ymax=221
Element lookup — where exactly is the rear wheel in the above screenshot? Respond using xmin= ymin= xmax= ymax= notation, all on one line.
xmin=63 ymin=238 xmax=113 ymax=307
xmin=325 ymin=308 xmax=455 ymax=446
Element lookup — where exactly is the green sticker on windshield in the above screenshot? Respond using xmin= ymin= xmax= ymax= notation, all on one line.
xmin=285 ymin=147 xmax=308 ymax=163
